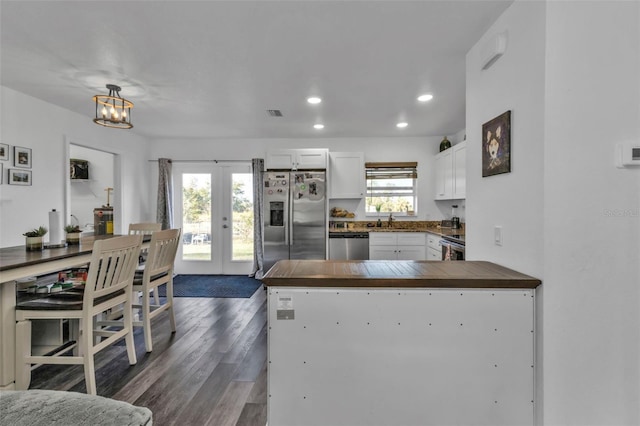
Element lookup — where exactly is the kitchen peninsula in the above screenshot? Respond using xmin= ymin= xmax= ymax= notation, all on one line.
xmin=263 ymin=260 xmax=540 ymax=426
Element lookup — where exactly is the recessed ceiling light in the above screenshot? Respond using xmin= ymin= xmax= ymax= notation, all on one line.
xmin=396 ymin=122 xmax=408 ymax=128
xmin=313 ymin=124 xmax=324 ymax=130
xmin=307 ymin=97 xmax=322 ymax=104
xmin=417 ymin=94 xmax=433 ymax=102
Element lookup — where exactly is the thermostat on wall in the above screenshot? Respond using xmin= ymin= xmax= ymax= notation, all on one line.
xmin=615 ymin=142 xmax=640 ymax=168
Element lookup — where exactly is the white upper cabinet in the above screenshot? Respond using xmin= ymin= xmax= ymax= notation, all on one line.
xmin=435 ymin=149 xmax=453 ymax=200
xmin=266 ymin=150 xmax=296 ymax=170
xmin=435 ymin=141 xmax=466 ymax=200
xmin=266 ymin=149 xmax=328 ymax=170
xmin=452 ymin=141 xmax=466 ymax=199
xmin=329 ymin=152 xmax=365 ymax=199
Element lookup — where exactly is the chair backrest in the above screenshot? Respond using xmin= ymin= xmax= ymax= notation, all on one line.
xmin=84 ymin=235 xmax=143 ymax=303
xmin=128 ymin=222 xmax=162 ymax=235
xmin=144 ymin=229 xmax=181 ymax=282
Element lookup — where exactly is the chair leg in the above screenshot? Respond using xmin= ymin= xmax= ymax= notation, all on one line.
xmin=142 ymin=290 xmax=153 ymax=353
xmin=152 ymin=288 xmax=160 ymax=306
xmin=80 ymin=325 xmax=97 ymax=395
xmin=167 ymin=280 xmax=176 ymax=333
xmin=14 ymin=320 xmax=32 ymax=390
xmin=70 ymin=319 xmax=81 ymax=356
xmin=123 ymin=299 xmax=138 ymax=364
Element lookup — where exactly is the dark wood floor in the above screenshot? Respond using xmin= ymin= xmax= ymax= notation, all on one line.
xmin=28 ymin=288 xmax=268 ymax=426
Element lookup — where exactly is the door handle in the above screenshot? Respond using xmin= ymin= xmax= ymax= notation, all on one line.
xmin=223 ymin=224 xmax=229 ymax=229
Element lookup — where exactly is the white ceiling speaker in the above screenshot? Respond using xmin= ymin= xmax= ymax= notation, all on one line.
xmin=481 ymin=31 xmax=508 ymax=70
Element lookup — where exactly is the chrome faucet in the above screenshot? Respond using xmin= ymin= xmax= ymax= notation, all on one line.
xmin=388 ymin=213 xmax=394 ymax=228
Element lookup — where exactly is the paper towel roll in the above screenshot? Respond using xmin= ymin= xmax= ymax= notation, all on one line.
xmin=48 ymin=209 xmax=63 ymax=245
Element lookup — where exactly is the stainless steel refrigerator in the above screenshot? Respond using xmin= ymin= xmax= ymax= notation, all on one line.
xmin=263 ymin=171 xmax=326 ymax=272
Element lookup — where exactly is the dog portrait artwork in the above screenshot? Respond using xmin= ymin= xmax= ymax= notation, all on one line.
xmin=482 ymin=110 xmax=511 ymax=177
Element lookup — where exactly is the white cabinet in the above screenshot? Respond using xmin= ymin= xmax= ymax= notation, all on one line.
xmin=266 ymin=149 xmax=328 ymax=170
xmin=426 ymin=232 xmax=442 ymax=261
xmin=369 ymin=232 xmax=426 ymax=260
xmin=435 ymin=149 xmax=453 ymax=200
xmin=452 ymin=142 xmax=466 ymax=199
xmin=329 ymin=152 xmax=365 ymax=199
xmin=435 ymin=141 xmax=466 ymax=200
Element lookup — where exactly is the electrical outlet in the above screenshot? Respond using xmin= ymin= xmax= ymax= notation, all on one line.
xmin=494 ymin=226 xmax=503 ymax=246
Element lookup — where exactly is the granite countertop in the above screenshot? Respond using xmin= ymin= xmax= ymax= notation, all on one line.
xmin=329 ymin=220 xmax=464 ymax=239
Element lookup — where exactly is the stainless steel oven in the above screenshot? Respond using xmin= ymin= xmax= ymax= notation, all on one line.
xmin=440 ymin=237 xmax=465 ymax=261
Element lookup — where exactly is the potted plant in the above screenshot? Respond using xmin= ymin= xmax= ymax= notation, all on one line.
xmin=64 ymin=225 xmax=82 ymax=245
xmin=23 ymin=226 xmax=48 ymax=251
xmin=375 ymin=204 xmax=383 ymax=227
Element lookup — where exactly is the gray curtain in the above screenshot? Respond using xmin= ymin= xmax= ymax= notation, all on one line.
xmin=251 ymin=158 xmax=265 ymax=279
xmin=156 ymin=158 xmax=174 ymax=230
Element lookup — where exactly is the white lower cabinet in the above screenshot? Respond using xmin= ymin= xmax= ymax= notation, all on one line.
xmin=426 ymin=232 xmax=442 ymax=261
xmin=369 ymin=232 xmax=426 ymax=260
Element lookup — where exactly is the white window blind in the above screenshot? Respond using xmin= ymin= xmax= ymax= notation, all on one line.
xmin=365 ymin=162 xmax=417 ymax=215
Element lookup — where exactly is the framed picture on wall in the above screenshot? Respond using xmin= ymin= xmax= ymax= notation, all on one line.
xmin=0 ymin=143 xmax=8 ymax=161
xmin=8 ymin=168 xmax=32 ymax=186
xmin=70 ymin=158 xmax=89 ymax=180
xmin=14 ymin=146 xmax=32 ymax=168
xmin=482 ymin=110 xmax=511 ymax=177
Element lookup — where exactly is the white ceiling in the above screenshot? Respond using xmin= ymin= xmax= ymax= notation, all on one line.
xmin=1 ymin=0 xmax=512 ymax=140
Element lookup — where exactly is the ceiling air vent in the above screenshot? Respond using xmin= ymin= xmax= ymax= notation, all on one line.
xmin=267 ymin=109 xmax=283 ymax=117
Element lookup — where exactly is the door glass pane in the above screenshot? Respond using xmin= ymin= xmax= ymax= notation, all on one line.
xmin=182 ymin=173 xmax=212 ymax=261
xmin=231 ymin=173 xmax=254 ymax=261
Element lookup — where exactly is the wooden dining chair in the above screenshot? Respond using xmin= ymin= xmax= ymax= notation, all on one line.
xmin=129 ymin=222 xmax=162 ymax=304
xmin=15 ymin=235 xmax=143 ymax=395
xmin=128 ymin=222 xmax=162 ymax=236
xmin=128 ymin=222 xmax=162 ymax=268
xmin=132 ymin=228 xmax=180 ymax=352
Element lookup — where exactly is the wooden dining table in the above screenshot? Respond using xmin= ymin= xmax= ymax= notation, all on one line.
xmin=0 ymin=235 xmax=149 ymax=389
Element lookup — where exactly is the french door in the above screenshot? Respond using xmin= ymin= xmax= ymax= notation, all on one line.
xmin=173 ymin=162 xmax=254 ymax=275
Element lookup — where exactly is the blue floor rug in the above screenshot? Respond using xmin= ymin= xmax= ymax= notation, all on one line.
xmin=157 ymin=275 xmax=262 ymax=298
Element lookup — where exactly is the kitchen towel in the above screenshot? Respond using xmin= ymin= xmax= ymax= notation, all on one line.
xmin=48 ymin=209 xmax=63 ymax=245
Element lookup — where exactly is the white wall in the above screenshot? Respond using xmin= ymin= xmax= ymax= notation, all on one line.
xmin=0 ymin=86 xmax=151 ymax=247
xmin=466 ymin=5 xmax=547 ymax=423
xmin=467 ymin=1 xmax=640 ymax=425
xmin=543 ymin=2 xmax=640 ymax=425
xmin=148 ymin=136 xmax=464 ymax=222
xmin=466 ymin=1 xmax=546 ymax=277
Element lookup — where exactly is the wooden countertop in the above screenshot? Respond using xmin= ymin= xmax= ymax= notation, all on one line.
xmin=261 ymin=260 xmax=541 ymax=289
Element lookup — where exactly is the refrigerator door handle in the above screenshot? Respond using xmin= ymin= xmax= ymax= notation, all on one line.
xmin=288 ymin=181 xmax=294 ymax=246
xmin=284 ymin=217 xmax=290 ymax=246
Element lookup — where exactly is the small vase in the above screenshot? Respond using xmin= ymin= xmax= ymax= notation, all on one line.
xmin=439 ymin=136 xmax=451 ymax=152
xmin=25 ymin=236 xmax=44 ymax=251
xmin=66 ymin=232 xmax=81 ymax=245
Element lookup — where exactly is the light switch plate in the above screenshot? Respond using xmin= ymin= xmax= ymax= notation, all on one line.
xmin=494 ymin=226 xmax=503 ymax=246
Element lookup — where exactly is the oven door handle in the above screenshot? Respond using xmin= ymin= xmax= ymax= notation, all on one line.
xmin=439 ymin=240 xmax=465 ymax=252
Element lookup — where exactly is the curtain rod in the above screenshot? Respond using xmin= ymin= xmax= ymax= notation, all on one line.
xmin=148 ymin=159 xmax=249 ymax=163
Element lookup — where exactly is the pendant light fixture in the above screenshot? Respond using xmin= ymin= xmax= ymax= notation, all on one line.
xmin=93 ymin=84 xmax=133 ymax=129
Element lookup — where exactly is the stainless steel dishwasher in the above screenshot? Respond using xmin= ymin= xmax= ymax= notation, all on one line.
xmin=328 ymin=232 xmax=369 ymax=260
